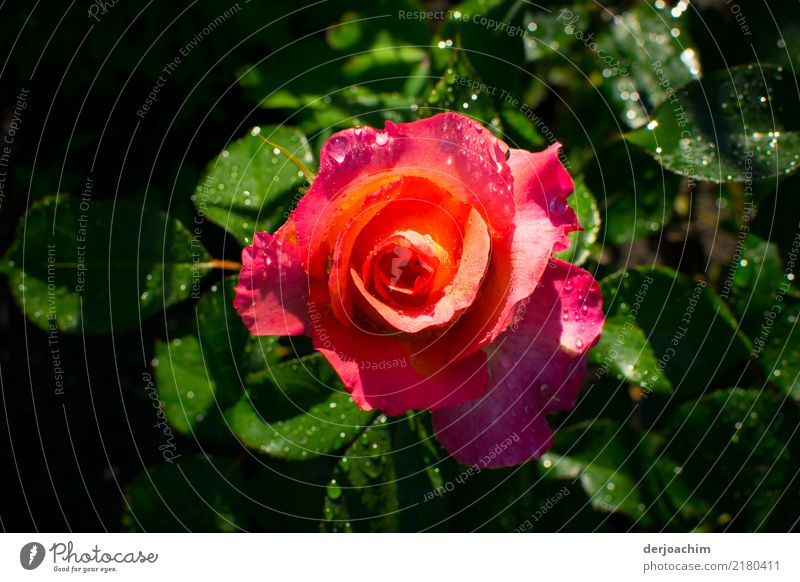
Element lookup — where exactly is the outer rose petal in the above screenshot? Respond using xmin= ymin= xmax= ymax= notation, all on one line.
xmin=233 ymin=222 xmax=309 ymax=336
xmin=421 ymin=143 xmax=580 ymax=365
xmin=290 ymin=112 xmax=515 ymax=269
xmin=310 ymin=309 xmax=488 ymax=415
xmin=507 ymin=142 xmax=578 ymax=254
xmin=432 ymin=259 xmax=603 ymax=468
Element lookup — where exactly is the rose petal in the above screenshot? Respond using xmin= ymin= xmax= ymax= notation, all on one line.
xmin=327 ymin=176 xmax=467 ymax=326
xmin=432 ymin=259 xmax=603 ymax=468
xmin=291 ymin=112 xmax=515 ymax=269
xmin=310 ymin=308 xmax=489 ymax=415
xmin=233 ymin=222 xmax=309 ymax=336
xmin=508 ymin=142 xmax=578 ymax=254
xmin=422 ymin=143 xmax=580 ymax=365
xmin=349 ymin=208 xmax=491 ymax=333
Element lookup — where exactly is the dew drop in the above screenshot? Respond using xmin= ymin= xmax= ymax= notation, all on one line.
xmin=329 ymin=136 xmax=349 ymax=163
xmin=549 ymin=197 xmax=567 ymax=215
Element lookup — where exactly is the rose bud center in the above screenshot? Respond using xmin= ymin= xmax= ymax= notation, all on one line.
xmin=366 ymin=231 xmax=445 ymax=308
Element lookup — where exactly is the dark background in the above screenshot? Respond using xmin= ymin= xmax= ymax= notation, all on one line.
xmin=0 ymin=0 xmax=320 ymax=531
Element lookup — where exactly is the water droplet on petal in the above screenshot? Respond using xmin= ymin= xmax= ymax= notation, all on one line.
xmin=549 ymin=197 xmax=567 ymax=215
xmin=329 ymin=136 xmax=349 ymax=163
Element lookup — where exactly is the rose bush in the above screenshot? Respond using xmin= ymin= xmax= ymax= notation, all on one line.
xmin=234 ymin=112 xmax=603 ymax=468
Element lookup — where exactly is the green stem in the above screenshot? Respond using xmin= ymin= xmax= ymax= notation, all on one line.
xmin=202 ymin=259 xmax=241 ymax=270
xmin=257 ymin=133 xmax=316 ymax=183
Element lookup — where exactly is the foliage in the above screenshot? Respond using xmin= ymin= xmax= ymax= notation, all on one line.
xmin=2 ymin=0 xmax=798 ymax=533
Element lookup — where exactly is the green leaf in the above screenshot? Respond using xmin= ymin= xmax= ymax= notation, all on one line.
xmin=194 ymin=125 xmax=313 ymax=246
xmin=447 ymin=464 xmax=603 ymax=532
xmin=154 ymin=279 xmax=251 ymax=441
xmin=298 ymin=92 xmax=420 ymax=144
xmin=665 ymin=388 xmax=800 ymax=530
xmin=541 ymin=422 xmax=710 ymax=530
xmin=322 ymin=414 xmax=448 ymax=532
xmin=420 ymin=47 xmax=501 ymax=130
xmin=626 ymin=65 xmax=800 ymax=182
xmin=435 ymin=0 xmax=527 ymax=102
xmin=541 ymin=420 xmax=649 ymax=523
xmin=746 ymin=3 xmax=800 ymax=69
xmin=556 ymin=175 xmax=600 ymax=266
xmin=4 ymin=195 xmax=209 ymax=334
xmin=596 ymin=3 xmax=700 ymax=129
xmin=522 ymin=6 xmax=590 ymax=63
xmin=195 ymin=277 xmax=252 ymax=390
xmin=326 ymin=11 xmax=364 ymax=51
xmin=122 ymin=456 xmax=247 ymax=532
xmin=639 ymin=434 xmax=711 ymax=529
xmin=155 ymin=336 xmax=218 ymax=436
xmin=588 ymin=143 xmax=679 ymax=245
xmin=226 ymin=355 xmax=375 ymax=460
xmin=238 ymin=3 xmax=429 ymax=131
xmin=245 ymin=458 xmax=337 ymax=532
xmin=589 ymin=316 xmax=673 ymax=395
xmin=717 ymin=233 xmax=800 ymax=400
xmin=500 ymin=105 xmax=546 ymax=148
xmin=600 ymin=266 xmax=751 ymax=396
xmin=754 ymin=302 xmax=800 ymax=402
xmin=242 ymin=334 xmax=290 ymax=378
xmin=728 ymin=235 xmax=793 ymax=334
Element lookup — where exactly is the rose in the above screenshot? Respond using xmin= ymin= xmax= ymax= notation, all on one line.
xmin=234 ymin=113 xmax=604 ymax=467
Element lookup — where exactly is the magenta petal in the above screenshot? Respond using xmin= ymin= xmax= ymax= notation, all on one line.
xmin=310 ymin=310 xmax=489 ymax=415
xmin=436 ymin=143 xmax=579 ymax=363
xmin=508 ymin=143 xmax=578 ymax=254
xmin=433 ymin=383 xmax=554 ymax=468
xmin=233 ymin=226 xmax=309 ymax=336
xmin=432 ymin=259 xmax=604 ymax=468
xmin=290 ymin=112 xmax=515 ymax=265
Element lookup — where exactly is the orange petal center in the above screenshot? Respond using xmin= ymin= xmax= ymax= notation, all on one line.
xmin=367 ymin=232 xmax=444 ymax=308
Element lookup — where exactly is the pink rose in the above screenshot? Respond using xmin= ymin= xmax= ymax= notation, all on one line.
xmin=234 ymin=113 xmax=604 ymax=467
